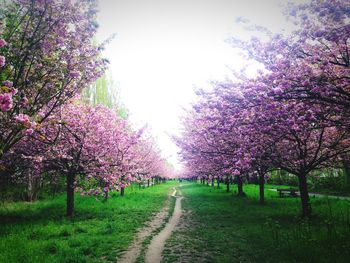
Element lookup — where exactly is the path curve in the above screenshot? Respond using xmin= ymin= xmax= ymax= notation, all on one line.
xmin=117 ymin=194 xmax=171 ymax=263
xmin=145 ymin=187 xmax=183 ymax=263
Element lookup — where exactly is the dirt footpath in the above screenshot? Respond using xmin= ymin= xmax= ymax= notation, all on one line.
xmin=117 ymin=187 xmax=183 ymax=263
xmin=145 ymin=188 xmax=183 ymax=263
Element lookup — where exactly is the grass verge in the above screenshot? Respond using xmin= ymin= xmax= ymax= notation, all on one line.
xmin=0 ymin=181 xmax=176 ymax=263
xmin=163 ymin=182 xmax=350 ymax=263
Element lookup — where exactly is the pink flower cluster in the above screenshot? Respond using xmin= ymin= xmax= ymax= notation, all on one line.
xmin=0 ymin=39 xmax=6 ymax=48
xmin=0 ymin=56 xmax=5 ymax=67
xmin=0 ymin=38 xmax=6 ymax=67
xmin=0 ymin=39 xmax=14 ymax=112
xmin=0 ymin=93 xmax=12 ymax=112
xmin=14 ymin=114 xmax=36 ymax=135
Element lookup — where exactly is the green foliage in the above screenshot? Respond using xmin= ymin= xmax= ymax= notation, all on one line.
xmin=81 ymin=72 xmax=129 ymax=119
xmin=0 ymin=182 xmax=176 ymax=263
xmin=268 ymin=168 xmax=350 ymax=196
xmin=268 ymin=169 xmax=299 ymax=186
xmin=308 ymin=169 xmax=350 ymax=196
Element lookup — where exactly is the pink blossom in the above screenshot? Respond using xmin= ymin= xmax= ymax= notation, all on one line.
xmin=0 ymin=93 xmax=13 ymax=112
xmin=233 ymin=170 xmax=240 ymax=176
xmin=69 ymin=71 xmax=81 ymax=78
xmin=2 ymin=81 xmax=13 ymax=87
xmin=10 ymin=88 xmax=18 ymax=95
xmin=25 ymin=128 xmax=34 ymax=136
xmin=0 ymin=56 xmax=5 ymax=67
xmin=15 ymin=114 xmax=30 ymax=125
xmin=20 ymin=97 xmax=29 ymax=107
xmin=0 ymin=39 xmax=7 ymax=48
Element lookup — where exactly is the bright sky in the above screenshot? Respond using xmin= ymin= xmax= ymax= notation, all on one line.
xmin=96 ymin=0 xmax=302 ymax=169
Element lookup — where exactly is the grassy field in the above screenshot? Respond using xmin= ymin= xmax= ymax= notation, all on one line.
xmin=163 ymin=182 xmax=350 ymax=263
xmin=0 ymin=182 xmax=177 ymax=263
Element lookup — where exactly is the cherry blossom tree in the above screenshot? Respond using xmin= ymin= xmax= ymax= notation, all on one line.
xmin=5 ymin=97 xmax=174 ymax=216
xmin=0 ymin=0 xmax=107 ymax=161
xmin=177 ymin=73 xmax=350 ymax=216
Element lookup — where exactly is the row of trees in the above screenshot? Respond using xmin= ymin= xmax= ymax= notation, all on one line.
xmin=0 ymin=0 xmax=173 ymax=217
xmin=176 ymin=0 xmax=350 ymax=217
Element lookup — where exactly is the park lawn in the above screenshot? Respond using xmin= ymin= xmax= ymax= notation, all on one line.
xmin=163 ymin=182 xmax=350 ymax=263
xmin=0 ymin=181 xmax=177 ymax=263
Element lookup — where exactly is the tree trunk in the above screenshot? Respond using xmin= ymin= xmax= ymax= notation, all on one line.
xmin=226 ymin=176 xmax=230 ymax=192
xmin=217 ymin=178 xmax=220 ymax=188
xmin=52 ymin=183 xmax=58 ymax=198
xmin=66 ymin=173 xmax=75 ymax=217
xmin=27 ymin=175 xmax=34 ymax=202
xmin=120 ymin=187 xmax=125 ymax=196
xmin=298 ymin=173 xmax=312 ymax=217
xmin=237 ymin=176 xmax=244 ymax=196
xmin=147 ymin=179 xmax=150 ymax=187
xmin=104 ymin=182 xmax=109 ymax=201
xmin=211 ymin=177 xmax=214 ymax=187
xmin=343 ymin=160 xmax=350 ymax=186
xmin=259 ymin=173 xmax=265 ymax=204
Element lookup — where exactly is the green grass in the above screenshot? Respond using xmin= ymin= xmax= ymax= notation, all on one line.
xmin=163 ymin=182 xmax=350 ymax=263
xmin=0 ymin=182 xmax=177 ymax=263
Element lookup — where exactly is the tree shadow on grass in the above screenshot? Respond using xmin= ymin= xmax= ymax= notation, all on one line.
xmin=0 ymin=203 xmax=66 ymax=225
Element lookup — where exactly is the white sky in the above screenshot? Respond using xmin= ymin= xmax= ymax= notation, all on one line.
xmin=96 ymin=0 xmax=302 ymax=169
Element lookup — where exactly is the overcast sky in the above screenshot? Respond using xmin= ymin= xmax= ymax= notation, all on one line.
xmin=96 ymin=0 xmax=303 ymax=169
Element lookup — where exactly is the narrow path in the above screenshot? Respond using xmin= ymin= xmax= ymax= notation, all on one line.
xmin=117 ymin=194 xmax=171 ymax=263
xmin=145 ymin=187 xmax=183 ymax=263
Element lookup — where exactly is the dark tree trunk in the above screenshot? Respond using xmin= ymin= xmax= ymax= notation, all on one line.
xmin=259 ymin=173 xmax=265 ymax=204
xmin=26 ymin=175 xmax=41 ymax=202
xmin=52 ymin=183 xmax=58 ymax=198
xmin=27 ymin=176 xmax=34 ymax=202
xmin=147 ymin=179 xmax=150 ymax=187
xmin=104 ymin=182 xmax=109 ymax=201
xmin=217 ymin=178 xmax=220 ymax=188
xmin=237 ymin=176 xmax=244 ymax=196
xmin=120 ymin=187 xmax=125 ymax=196
xmin=66 ymin=173 xmax=75 ymax=217
xmin=298 ymin=173 xmax=312 ymax=217
xmin=226 ymin=176 xmax=230 ymax=192
xmin=343 ymin=160 xmax=350 ymax=186
xmin=211 ymin=177 xmax=214 ymax=187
